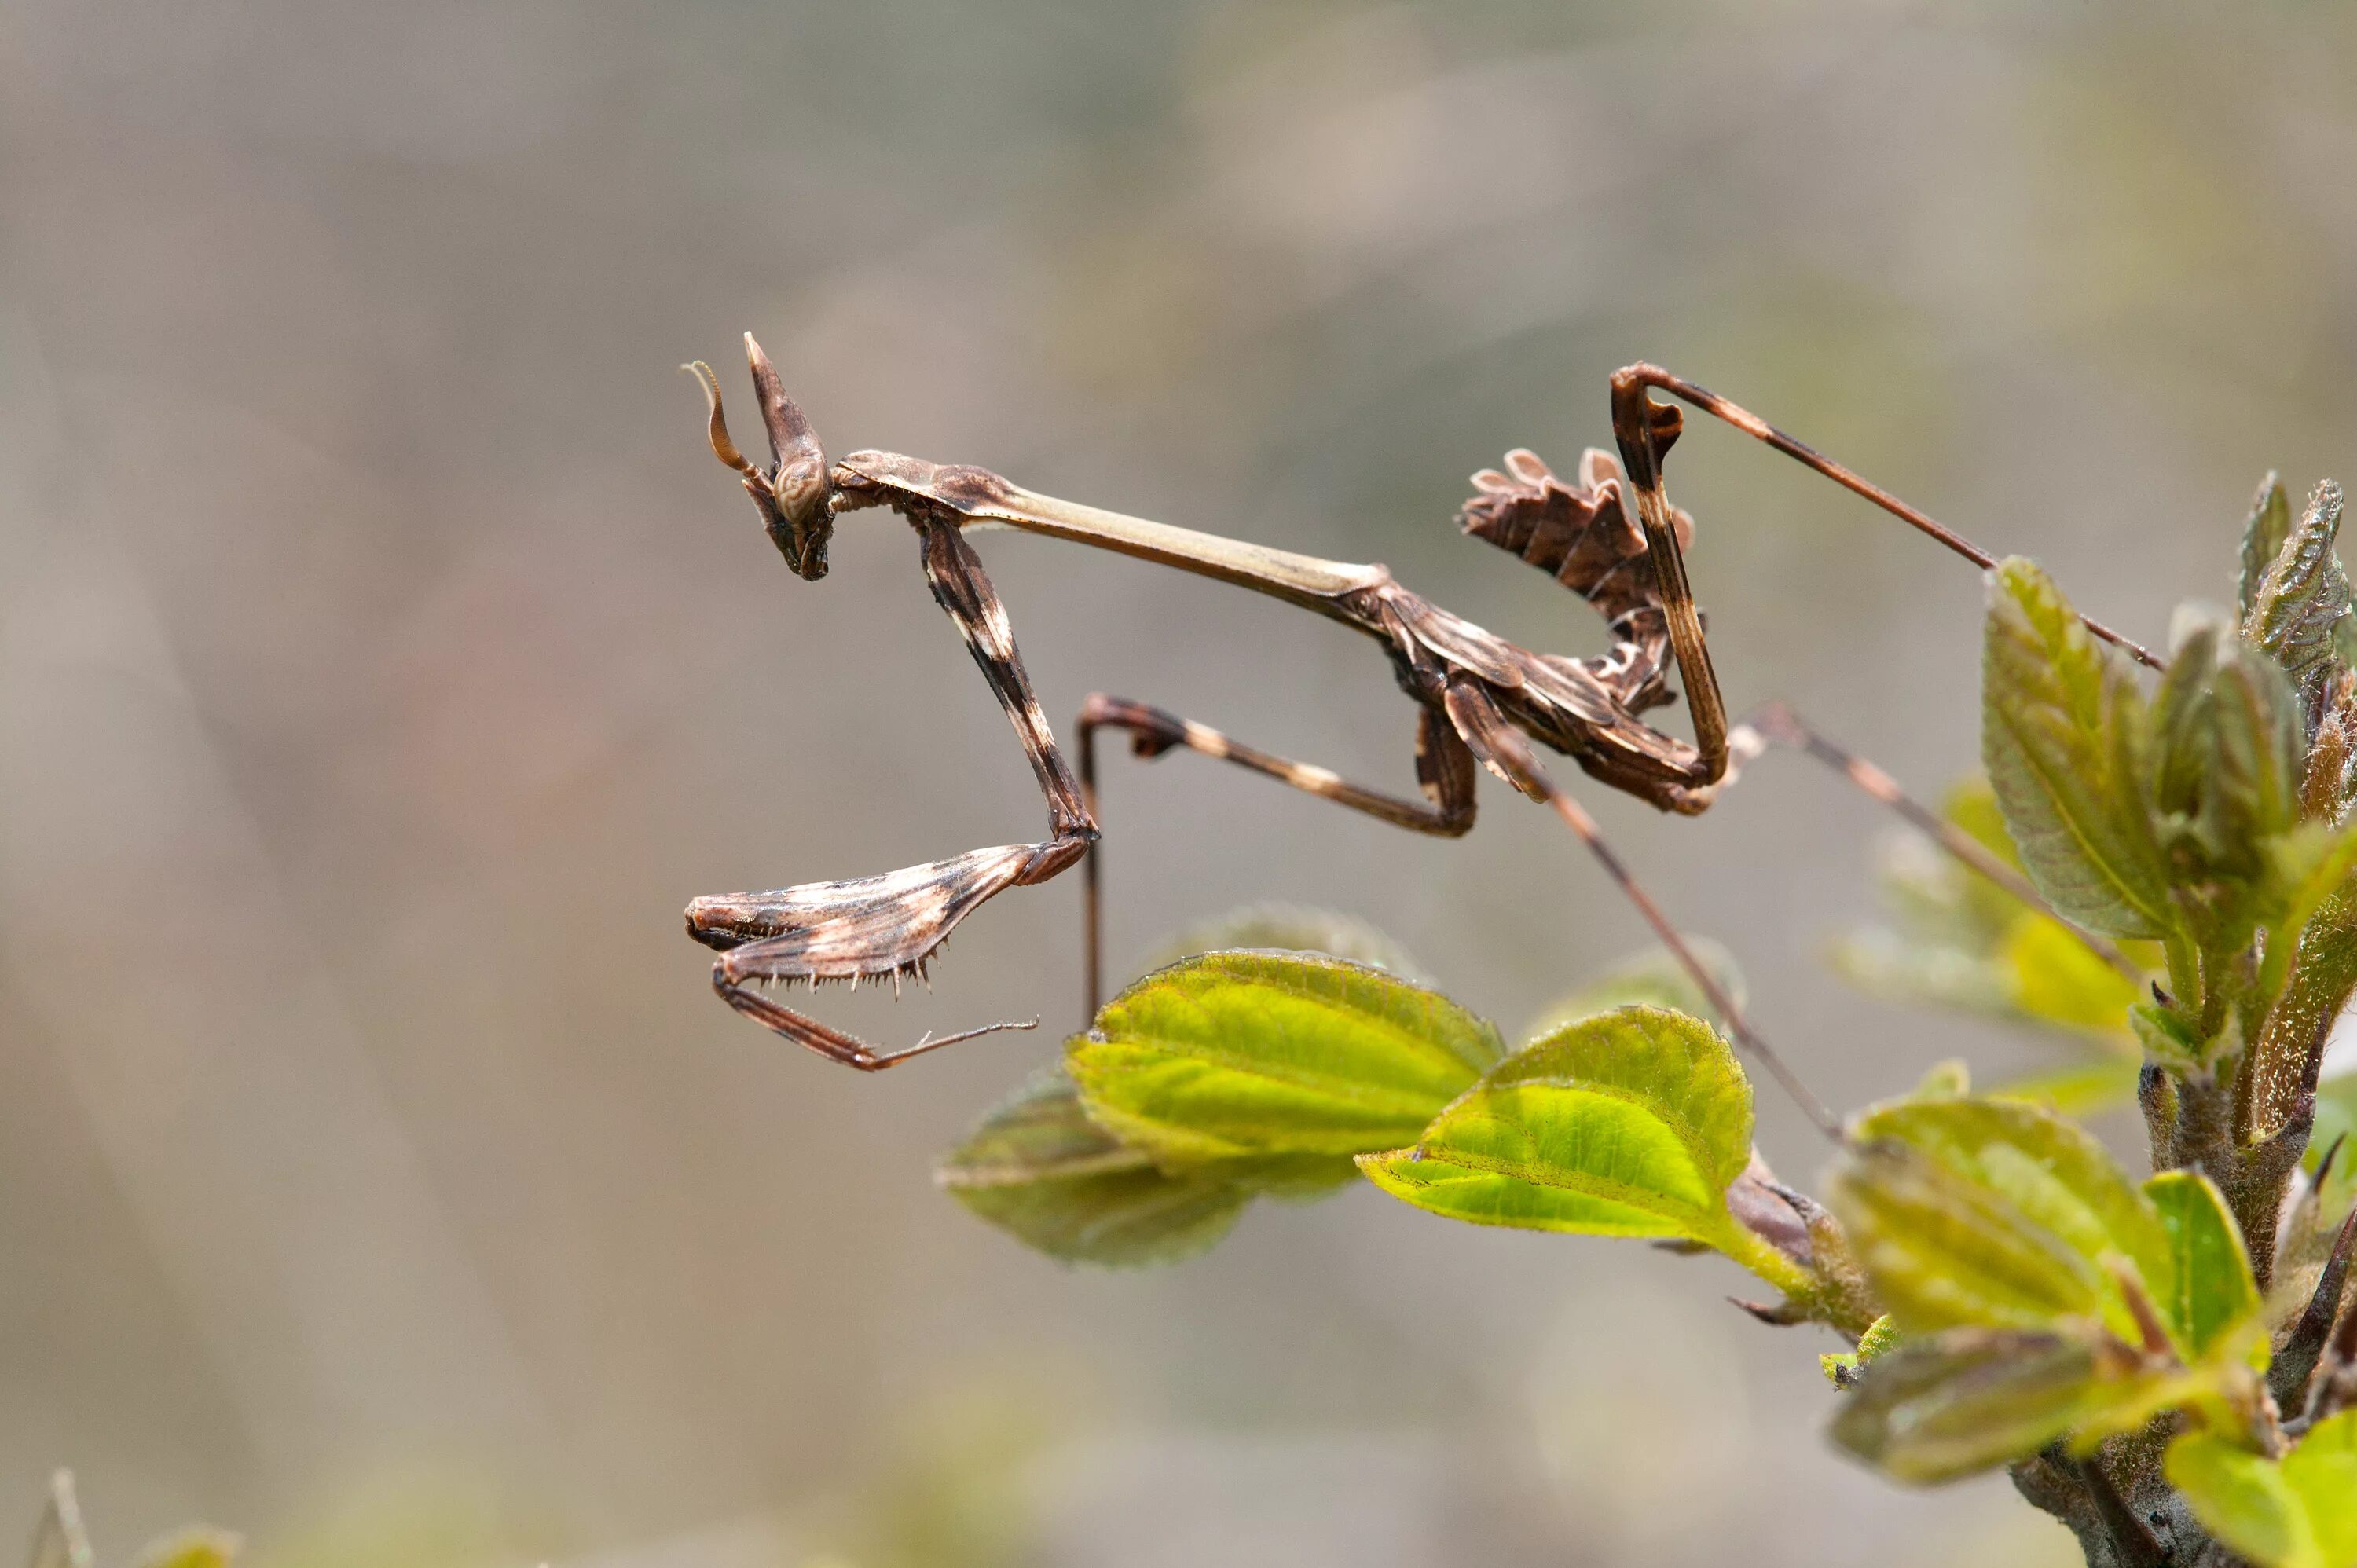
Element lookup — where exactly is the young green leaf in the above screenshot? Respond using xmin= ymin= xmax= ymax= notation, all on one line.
xmin=2144 ymin=1169 xmax=2264 ymax=1365
xmin=1068 ymin=952 xmax=1502 ymax=1190
xmin=1830 ymin=1326 xmax=2172 ymax=1485
xmin=2166 ymin=1410 xmax=2357 ymax=1568
xmin=1982 ymin=559 xmax=2175 ymax=940
xmin=1822 ymin=1313 xmax=1901 ymax=1388
xmin=2242 ymin=473 xmax=2296 ymax=625
xmin=2002 ymin=915 xmax=2142 ymax=1036
xmin=2168 ymin=1431 xmax=2309 ymax=1566
xmin=1835 ymin=906 xmax=2138 ymax=1050
xmin=2154 ymin=623 xmax=2304 ymax=904
xmin=1519 ymin=938 xmax=1745 ymax=1038
xmin=2259 ymin=823 xmax=2357 ymax=1006
xmin=1831 ymin=1097 xmax=2171 ymax=1342
xmin=2244 ymin=480 xmax=2351 ymax=692
xmin=937 ymin=1068 xmax=1251 ymax=1266
xmin=1828 ymin=1138 xmax=2109 ymax=1332
xmin=1358 ymin=1007 xmax=1800 ymax=1287
xmin=1868 ymin=1098 xmax=2169 ymax=1303
xmin=2293 ymin=1412 xmax=2357 ymax=1568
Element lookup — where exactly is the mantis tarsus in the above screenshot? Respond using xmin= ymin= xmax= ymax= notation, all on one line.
xmin=681 ymin=334 xmax=2157 ymax=1138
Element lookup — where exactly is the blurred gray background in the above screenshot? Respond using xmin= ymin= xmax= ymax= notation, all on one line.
xmin=4 ymin=1 xmax=2355 ymax=1563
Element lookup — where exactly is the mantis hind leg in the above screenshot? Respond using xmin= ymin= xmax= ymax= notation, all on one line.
xmin=1437 ymin=676 xmax=1843 ymax=1140
xmin=1605 ymin=363 xmax=2161 ymax=672
xmin=1076 ymin=698 xmax=1476 ymax=1016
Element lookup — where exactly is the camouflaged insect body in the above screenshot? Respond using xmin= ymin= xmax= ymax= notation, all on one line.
xmin=1458 ymin=447 xmax=1696 ymax=717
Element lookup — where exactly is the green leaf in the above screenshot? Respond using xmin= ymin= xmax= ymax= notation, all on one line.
xmin=2242 ymin=473 xmax=2296 ymax=625
xmin=2168 ymin=1432 xmax=2311 ymax=1566
xmin=2132 ymin=998 xmax=2205 ymax=1071
xmin=937 ymin=1069 xmax=1251 ymax=1266
xmin=2260 ymin=823 xmax=2357 ymax=1006
xmin=1981 ymin=558 xmax=2175 ymax=940
xmin=2154 ymin=622 xmax=2304 ymax=897
xmin=2293 ymin=1410 xmax=2357 ymax=1568
xmin=2166 ymin=1413 xmax=2357 ymax=1568
xmin=1068 ymin=952 xmax=1502 ymax=1190
xmin=2244 ymin=480 xmax=2351 ymax=692
xmin=1358 ymin=1007 xmax=1796 ymax=1285
xmin=2214 ymin=641 xmax=2305 ymax=843
xmin=2144 ymin=1170 xmax=2263 ymax=1364
xmin=1829 ymin=1138 xmax=2110 ymax=1332
xmin=2002 ymin=915 xmax=2141 ymax=1035
xmin=1139 ymin=902 xmax=1428 ymax=983
xmin=1822 ymin=1313 xmax=1901 ymax=1387
xmin=1834 ymin=910 xmax=2139 ymax=1048
xmin=1520 ymin=939 xmax=1744 ymax=1038
xmin=1833 ymin=1097 xmax=2171 ymax=1340
xmin=1831 ymin=1327 xmax=2173 ymax=1484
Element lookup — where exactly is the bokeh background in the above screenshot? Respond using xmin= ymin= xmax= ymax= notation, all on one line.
xmin=5 ymin=0 xmax=2357 ymax=1563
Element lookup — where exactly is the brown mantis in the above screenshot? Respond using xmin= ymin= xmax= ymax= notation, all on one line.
xmin=681 ymin=334 xmax=2159 ymax=1137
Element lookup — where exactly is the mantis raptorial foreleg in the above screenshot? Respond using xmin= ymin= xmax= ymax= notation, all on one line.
xmin=687 ymin=515 xmax=1095 ymax=1068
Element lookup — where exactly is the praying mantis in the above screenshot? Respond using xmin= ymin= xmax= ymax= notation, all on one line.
xmin=680 ymin=334 xmax=2157 ymax=1136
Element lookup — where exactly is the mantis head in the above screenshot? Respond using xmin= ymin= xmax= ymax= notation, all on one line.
xmin=687 ymin=333 xmax=835 ymax=580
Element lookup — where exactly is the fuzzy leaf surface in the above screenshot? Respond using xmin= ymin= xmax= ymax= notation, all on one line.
xmin=1832 ymin=1097 xmax=2170 ymax=1340
xmin=2260 ymin=823 xmax=2357 ymax=1006
xmin=1069 ymin=952 xmax=1502 ymax=1189
xmin=2144 ymin=1169 xmax=2263 ymax=1365
xmin=1359 ymin=1006 xmax=1758 ymax=1252
xmin=2244 ymin=480 xmax=2351 ymax=691
xmin=937 ymin=1069 xmax=1250 ymax=1265
xmin=1823 ymin=1313 xmax=1901 ymax=1388
xmin=1831 ymin=1327 xmax=2174 ymax=1484
xmin=2167 ymin=1411 xmax=2357 ymax=1568
xmin=2153 ymin=622 xmax=2303 ymax=916
xmin=1981 ymin=559 xmax=2174 ymax=939
xmin=2242 ymin=474 xmax=2296 ymax=625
